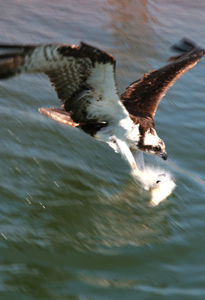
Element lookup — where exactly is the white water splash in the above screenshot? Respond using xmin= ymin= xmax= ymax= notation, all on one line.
xmin=136 ymin=166 xmax=176 ymax=206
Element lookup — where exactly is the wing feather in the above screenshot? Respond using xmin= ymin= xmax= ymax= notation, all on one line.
xmin=120 ymin=38 xmax=204 ymax=119
xmin=38 ymin=107 xmax=79 ymax=127
xmin=0 ymin=42 xmax=129 ymax=124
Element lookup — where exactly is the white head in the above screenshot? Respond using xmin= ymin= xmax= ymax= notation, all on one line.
xmin=128 ymin=125 xmax=167 ymax=160
xmin=141 ymin=128 xmax=167 ymax=160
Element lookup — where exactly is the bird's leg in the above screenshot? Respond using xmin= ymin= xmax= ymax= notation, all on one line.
xmin=130 ymin=149 xmax=145 ymax=172
xmin=112 ymin=139 xmax=143 ymax=177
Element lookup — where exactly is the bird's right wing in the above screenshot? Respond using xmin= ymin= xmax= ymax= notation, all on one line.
xmin=0 ymin=42 xmax=129 ymax=125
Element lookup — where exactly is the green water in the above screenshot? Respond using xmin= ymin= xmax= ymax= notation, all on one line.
xmin=0 ymin=0 xmax=205 ymax=299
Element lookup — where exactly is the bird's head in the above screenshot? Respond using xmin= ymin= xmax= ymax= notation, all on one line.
xmin=137 ymin=127 xmax=168 ymax=160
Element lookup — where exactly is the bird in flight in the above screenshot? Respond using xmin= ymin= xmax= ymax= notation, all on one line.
xmin=0 ymin=38 xmax=204 ymax=179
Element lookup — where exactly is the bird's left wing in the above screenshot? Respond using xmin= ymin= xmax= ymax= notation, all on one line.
xmin=120 ymin=38 xmax=204 ymax=119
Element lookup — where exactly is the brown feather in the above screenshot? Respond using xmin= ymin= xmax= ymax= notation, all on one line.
xmin=120 ymin=38 xmax=204 ymax=119
xmin=58 ymin=42 xmax=115 ymax=66
xmin=38 ymin=107 xmax=79 ymax=127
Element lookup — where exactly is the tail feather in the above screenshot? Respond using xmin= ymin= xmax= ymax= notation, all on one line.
xmin=38 ymin=107 xmax=79 ymax=127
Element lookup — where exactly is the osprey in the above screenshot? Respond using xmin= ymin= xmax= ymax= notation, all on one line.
xmin=0 ymin=38 xmax=204 ymax=178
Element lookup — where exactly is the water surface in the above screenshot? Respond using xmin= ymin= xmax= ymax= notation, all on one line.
xmin=0 ymin=1 xmax=205 ymax=299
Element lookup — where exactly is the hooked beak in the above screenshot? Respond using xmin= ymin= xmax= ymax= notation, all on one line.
xmin=157 ymin=150 xmax=168 ymax=161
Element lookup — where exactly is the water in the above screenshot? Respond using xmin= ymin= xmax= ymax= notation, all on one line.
xmin=0 ymin=0 xmax=205 ymax=299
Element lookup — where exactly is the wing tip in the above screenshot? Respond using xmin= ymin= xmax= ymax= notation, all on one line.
xmin=167 ymin=37 xmax=204 ymax=62
xmin=171 ymin=37 xmax=197 ymax=51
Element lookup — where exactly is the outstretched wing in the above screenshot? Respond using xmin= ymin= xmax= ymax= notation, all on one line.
xmin=120 ymin=38 xmax=204 ymax=119
xmin=0 ymin=42 xmax=129 ymax=124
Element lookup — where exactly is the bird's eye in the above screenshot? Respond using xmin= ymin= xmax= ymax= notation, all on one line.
xmin=153 ymin=147 xmax=158 ymax=151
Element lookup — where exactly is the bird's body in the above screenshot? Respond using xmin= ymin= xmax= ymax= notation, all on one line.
xmin=0 ymin=38 xmax=204 ymax=199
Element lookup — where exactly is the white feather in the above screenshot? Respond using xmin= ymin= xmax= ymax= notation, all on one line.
xmin=127 ymin=123 xmax=140 ymax=148
xmin=87 ymin=62 xmax=129 ymax=124
xmin=143 ymin=128 xmax=159 ymax=146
